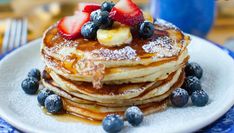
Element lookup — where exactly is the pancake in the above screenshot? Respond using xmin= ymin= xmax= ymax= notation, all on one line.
xmin=40 ymin=17 xmax=190 ymax=121
xmin=41 ymin=47 xmax=188 ymax=84
xmin=42 ymin=69 xmax=184 ymax=121
xmin=62 ymin=99 xmax=168 ymax=121
xmin=41 ymin=19 xmax=190 ymax=67
xmin=41 ymin=19 xmax=190 ymax=87
xmin=47 ymin=68 xmax=183 ymax=100
xmin=42 ymin=68 xmax=185 ymax=106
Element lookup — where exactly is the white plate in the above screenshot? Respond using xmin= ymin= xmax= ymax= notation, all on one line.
xmin=0 ymin=36 xmax=234 ymax=133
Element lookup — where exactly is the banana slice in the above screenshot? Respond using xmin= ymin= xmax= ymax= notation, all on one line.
xmin=97 ymin=23 xmax=132 ymax=47
xmin=143 ymin=12 xmax=154 ymax=23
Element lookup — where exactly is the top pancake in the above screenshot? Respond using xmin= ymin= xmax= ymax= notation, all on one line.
xmin=41 ymin=19 xmax=190 ymax=87
xmin=41 ymin=19 xmax=190 ymax=68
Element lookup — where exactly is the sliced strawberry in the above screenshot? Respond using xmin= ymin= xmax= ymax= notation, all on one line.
xmin=78 ymin=2 xmax=101 ymax=13
xmin=109 ymin=0 xmax=144 ymax=26
xmin=57 ymin=12 xmax=90 ymax=40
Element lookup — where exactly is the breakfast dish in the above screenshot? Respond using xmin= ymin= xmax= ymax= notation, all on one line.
xmin=1 ymin=0 xmax=234 ymax=133
xmin=40 ymin=0 xmax=190 ymax=121
xmin=0 ymin=34 xmax=234 ymax=133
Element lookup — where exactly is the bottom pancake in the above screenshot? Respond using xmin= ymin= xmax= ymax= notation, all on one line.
xmin=63 ymin=98 xmax=168 ymax=121
xmin=42 ymin=70 xmax=185 ymax=121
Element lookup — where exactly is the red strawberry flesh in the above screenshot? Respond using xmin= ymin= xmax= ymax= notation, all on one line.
xmin=57 ymin=12 xmax=90 ymax=40
xmin=78 ymin=2 xmax=101 ymax=13
xmin=109 ymin=0 xmax=144 ymax=26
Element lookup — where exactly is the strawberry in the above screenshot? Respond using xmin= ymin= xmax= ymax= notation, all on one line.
xmin=78 ymin=2 xmax=101 ymax=13
xmin=109 ymin=0 xmax=144 ymax=26
xmin=57 ymin=12 xmax=90 ymax=40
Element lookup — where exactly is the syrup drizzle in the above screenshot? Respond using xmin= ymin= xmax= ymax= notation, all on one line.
xmin=43 ymin=23 xmax=187 ymax=61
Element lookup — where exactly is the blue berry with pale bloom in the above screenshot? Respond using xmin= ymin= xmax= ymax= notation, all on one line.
xmin=37 ymin=89 xmax=54 ymax=106
xmin=170 ymin=88 xmax=189 ymax=107
xmin=182 ymin=76 xmax=201 ymax=95
xmin=28 ymin=68 xmax=41 ymax=80
xmin=21 ymin=77 xmax=39 ymax=95
xmin=185 ymin=62 xmax=203 ymax=79
xmin=191 ymin=89 xmax=209 ymax=107
xmin=124 ymin=106 xmax=144 ymax=126
xmin=45 ymin=94 xmax=63 ymax=113
xmin=102 ymin=114 xmax=124 ymax=133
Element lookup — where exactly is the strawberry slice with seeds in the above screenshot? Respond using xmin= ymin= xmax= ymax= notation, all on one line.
xmin=57 ymin=12 xmax=90 ymax=40
xmin=78 ymin=2 xmax=101 ymax=13
xmin=109 ymin=0 xmax=144 ymax=26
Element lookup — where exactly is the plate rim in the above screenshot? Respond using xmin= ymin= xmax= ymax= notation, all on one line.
xmin=0 ymin=36 xmax=234 ymax=133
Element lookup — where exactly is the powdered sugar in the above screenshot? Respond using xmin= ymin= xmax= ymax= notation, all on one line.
xmin=125 ymin=106 xmax=143 ymax=116
xmin=46 ymin=94 xmax=61 ymax=103
xmin=142 ymin=36 xmax=181 ymax=58
xmin=172 ymin=88 xmax=188 ymax=97
xmin=154 ymin=18 xmax=178 ymax=30
xmin=90 ymin=46 xmax=139 ymax=60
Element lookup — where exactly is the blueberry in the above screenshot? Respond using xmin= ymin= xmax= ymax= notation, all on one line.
xmin=21 ymin=77 xmax=39 ymax=95
xmin=28 ymin=68 xmax=41 ymax=80
xmin=124 ymin=106 xmax=143 ymax=126
xmin=44 ymin=94 xmax=63 ymax=113
xmin=102 ymin=114 xmax=124 ymax=133
xmin=191 ymin=89 xmax=209 ymax=107
xmin=170 ymin=88 xmax=189 ymax=107
xmin=100 ymin=18 xmax=113 ymax=29
xmin=90 ymin=9 xmax=101 ymax=22
xmin=138 ymin=21 xmax=155 ymax=39
xmin=182 ymin=76 xmax=201 ymax=95
xmin=37 ymin=89 xmax=54 ymax=106
xmin=81 ymin=21 xmax=99 ymax=39
xmin=101 ymin=1 xmax=115 ymax=12
xmin=90 ymin=10 xmax=113 ymax=29
xmin=185 ymin=62 xmax=203 ymax=79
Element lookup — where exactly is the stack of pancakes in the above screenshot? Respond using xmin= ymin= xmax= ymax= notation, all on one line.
xmin=41 ymin=19 xmax=190 ymax=121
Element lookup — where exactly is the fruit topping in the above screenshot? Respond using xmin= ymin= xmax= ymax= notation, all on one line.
xmin=57 ymin=0 xmax=156 ymax=43
xmin=101 ymin=1 xmax=115 ymax=12
xmin=191 ymin=89 xmax=209 ymax=107
xmin=90 ymin=9 xmax=113 ymax=29
xmin=109 ymin=0 xmax=144 ymax=26
xmin=138 ymin=21 xmax=155 ymax=39
xmin=185 ymin=62 xmax=203 ymax=79
xmin=28 ymin=68 xmax=41 ymax=81
xmin=21 ymin=77 xmax=39 ymax=95
xmin=143 ymin=12 xmax=154 ymax=23
xmin=102 ymin=114 xmax=124 ymax=133
xmin=37 ymin=89 xmax=54 ymax=106
xmin=81 ymin=21 xmax=99 ymax=39
xmin=90 ymin=9 xmax=101 ymax=21
xmin=170 ymin=88 xmax=189 ymax=107
xmin=182 ymin=76 xmax=201 ymax=95
xmin=78 ymin=2 xmax=101 ymax=13
xmin=45 ymin=94 xmax=63 ymax=113
xmin=97 ymin=23 xmax=132 ymax=47
xmin=57 ymin=12 xmax=90 ymax=40
xmin=124 ymin=106 xmax=144 ymax=126
xmin=57 ymin=0 xmax=156 ymax=44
